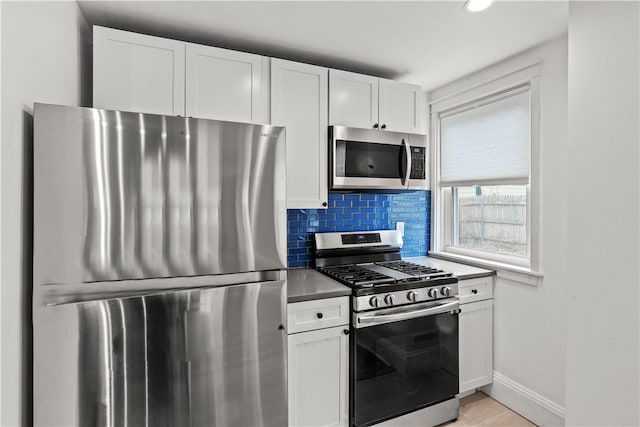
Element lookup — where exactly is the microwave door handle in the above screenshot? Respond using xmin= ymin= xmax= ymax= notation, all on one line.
xmin=401 ymin=139 xmax=412 ymax=187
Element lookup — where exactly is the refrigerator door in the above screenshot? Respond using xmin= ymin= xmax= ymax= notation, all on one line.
xmin=33 ymin=103 xmax=286 ymax=286
xmin=34 ymin=279 xmax=287 ymax=427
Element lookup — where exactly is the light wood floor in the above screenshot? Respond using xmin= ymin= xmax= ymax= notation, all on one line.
xmin=438 ymin=392 xmax=537 ymax=427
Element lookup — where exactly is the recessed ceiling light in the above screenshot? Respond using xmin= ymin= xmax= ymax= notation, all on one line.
xmin=464 ymin=0 xmax=494 ymax=13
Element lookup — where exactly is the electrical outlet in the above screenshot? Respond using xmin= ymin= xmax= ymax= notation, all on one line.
xmin=396 ymin=221 xmax=405 ymax=237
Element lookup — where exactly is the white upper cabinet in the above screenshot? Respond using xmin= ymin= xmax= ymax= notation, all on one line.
xmin=329 ymin=69 xmax=423 ymax=133
xmin=379 ymin=78 xmax=422 ymax=133
xmin=329 ymin=70 xmax=379 ymax=129
xmin=271 ymin=59 xmax=328 ymax=209
xmin=93 ymin=27 xmax=269 ymax=123
xmin=93 ymin=26 xmax=186 ymax=116
xmin=186 ymin=44 xmax=269 ymax=123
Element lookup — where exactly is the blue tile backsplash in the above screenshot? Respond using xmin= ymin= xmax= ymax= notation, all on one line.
xmin=287 ymin=191 xmax=430 ymax=268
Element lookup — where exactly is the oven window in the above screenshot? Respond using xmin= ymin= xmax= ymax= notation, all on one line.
xmin=353 ymin=312 xmax=459 ymax=426
xmin=336 ymin=140 xmax=404 ymax=178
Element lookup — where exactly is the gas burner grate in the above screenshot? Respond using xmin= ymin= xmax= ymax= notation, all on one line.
xmin=375 ymin=261 xmax=453 ymax=279
xmin=318 ymin=264 xmax=396 ymax=287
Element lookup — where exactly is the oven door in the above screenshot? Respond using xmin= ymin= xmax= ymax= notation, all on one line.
xmin=330 ymin=126 xmax=427 ymax=191
xmin=351 ymin=299 xmax=459 ymax=427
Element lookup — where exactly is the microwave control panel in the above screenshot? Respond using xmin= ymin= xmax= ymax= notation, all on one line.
xmin=409 ymin=147 xmax=426 ymax=179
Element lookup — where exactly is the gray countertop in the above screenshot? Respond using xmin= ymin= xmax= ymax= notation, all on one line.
xmin=287 ymin=257 xmax=494 ymax=303
xmin=287 ymin=268 xmax=351 ymax=303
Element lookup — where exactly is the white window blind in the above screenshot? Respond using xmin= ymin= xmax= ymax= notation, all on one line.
xmin=440 ymin=86 xmax=531 ymax=186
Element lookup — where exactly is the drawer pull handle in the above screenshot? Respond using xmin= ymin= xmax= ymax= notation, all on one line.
xmin=343 ymin=329 xmax=350 ymax=335
xmin=472 ymin=289 xmax=478 ymax=294
xmin=316 ymin=312 xmax=324 ymax=319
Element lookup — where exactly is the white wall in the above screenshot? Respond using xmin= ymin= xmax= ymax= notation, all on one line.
xmin=1 ymin=2 xmax=90 ymax=425
xmin=565 ymin=2 xmax=639 ymax=425
xmin=0 ymin=3 xmax=3 ymax=423
xmin=429 ymin=37 xmax=569 ymax=425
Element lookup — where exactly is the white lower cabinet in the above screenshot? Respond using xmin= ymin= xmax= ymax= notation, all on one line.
xmin=459 ymin=298 xmax=494 ymax=393
xmin=288 ymin=298 xmax=349 ymax=427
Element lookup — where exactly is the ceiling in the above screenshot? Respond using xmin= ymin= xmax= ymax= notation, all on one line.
xmin=77 ymin=1 xmax=568 ymax=91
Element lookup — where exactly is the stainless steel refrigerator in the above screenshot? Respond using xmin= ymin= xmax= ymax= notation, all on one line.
xmin=32 ymin=103 xmax=288 ymax=426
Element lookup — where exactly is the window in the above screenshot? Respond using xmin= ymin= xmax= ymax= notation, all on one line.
xmin=431 ymin=70 xmax=540 ymax=274
xmin=453 ymin=185 xmax=527 ymax=257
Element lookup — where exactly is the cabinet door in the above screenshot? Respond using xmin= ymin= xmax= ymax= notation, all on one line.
xmin=186 ymin=43 xmax=268 ymax=123
xmin=459 ymin=299 xmax=494 ymax=393
xmin=378 ymin=78 xmax=423 ymax=133
xmin=93 ymin=26 xmax=185 ymax=116
xmin=271 ymin=59 xmax=328 ymax=209
xmin=329 ymin=69 xmax=379 ymax=129
xmin=288 ymin=326 xmax=349 ymax=427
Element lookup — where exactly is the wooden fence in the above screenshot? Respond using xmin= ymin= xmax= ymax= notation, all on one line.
xmin=457 ymin=193 xmax=527 ymax=256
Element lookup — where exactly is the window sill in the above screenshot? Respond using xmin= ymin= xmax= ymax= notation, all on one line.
xmin=428 ymin=251 xmax=543 ymax=287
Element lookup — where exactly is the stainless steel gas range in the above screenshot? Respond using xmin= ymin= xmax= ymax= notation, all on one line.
xmin=315 ymin=230 xmax=460 ymax=427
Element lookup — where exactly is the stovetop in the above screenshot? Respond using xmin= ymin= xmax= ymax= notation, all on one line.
xmin=317 ymin=264 xmax=396 ymax=287
xmin=314 ymin=230 xmax=459 ymax=310
xmin=317 ymin=260 xmax=458 ymax=310
xmin=375 ymin=260 xmax=455 ymax=280
xmin=318 ymin=260 xmax=453 ymax=288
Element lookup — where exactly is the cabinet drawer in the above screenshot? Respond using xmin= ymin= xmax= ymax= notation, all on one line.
xmin=458 ymin=276 xmax=493 ymax=304
xmin=288 ymin=297 xmax=349 ymax=334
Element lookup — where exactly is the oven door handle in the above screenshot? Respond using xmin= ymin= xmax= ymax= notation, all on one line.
xmin=355 ymin=299 xmax=459 ymax=328
xmin=401 ymin=138 xmax=411 ymax=187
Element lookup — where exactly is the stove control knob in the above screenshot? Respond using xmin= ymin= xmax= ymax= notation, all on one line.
xmin=384 ymin=294 xmax=396 ymax=306
xmin=407 ymin=291 xmax=418 ymax=302
xmin=369 ymin=296 xmax=381 ymax=308
xmin=427 ymin=288 xmax=439 ymax=298
xmin=441 ymin=286 xmax=452 ymax=297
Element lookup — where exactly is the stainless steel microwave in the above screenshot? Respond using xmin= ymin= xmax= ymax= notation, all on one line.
xmin=330 ymin=126 xmax=428 ymax=191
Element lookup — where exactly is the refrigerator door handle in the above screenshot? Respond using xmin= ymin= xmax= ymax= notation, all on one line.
xmin=36 ymin=270 xmax=286 ymax=307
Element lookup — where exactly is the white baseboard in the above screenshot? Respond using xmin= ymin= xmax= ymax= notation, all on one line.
xmin=481 ymin=371 xmax=565 ymax=426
